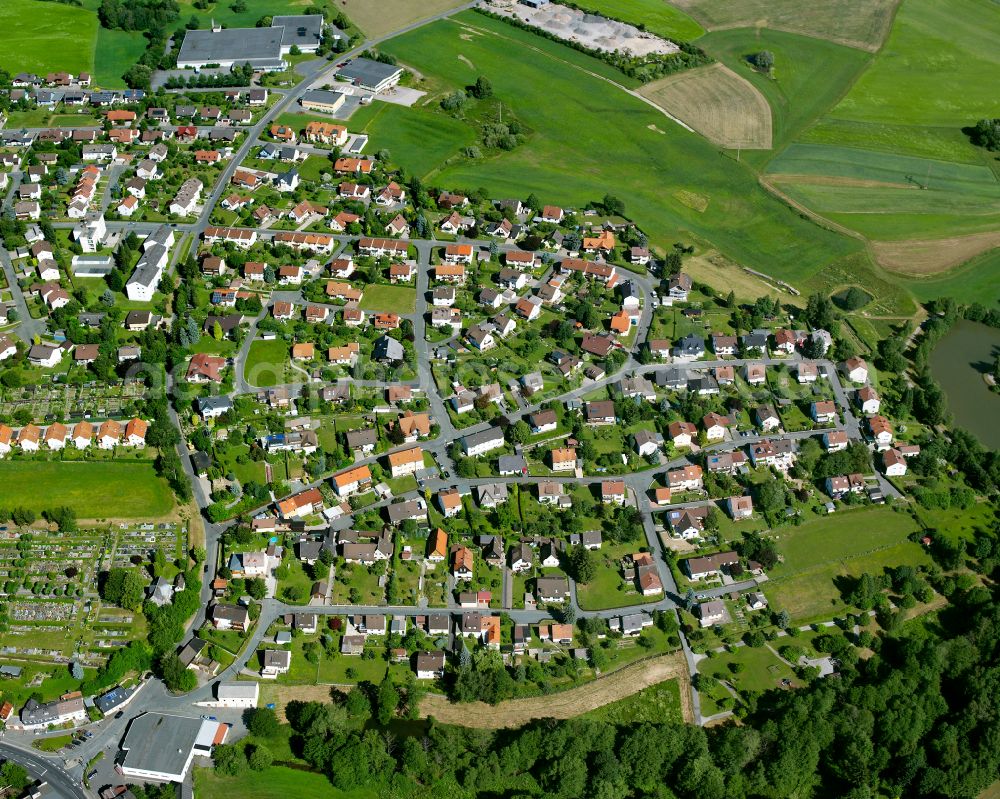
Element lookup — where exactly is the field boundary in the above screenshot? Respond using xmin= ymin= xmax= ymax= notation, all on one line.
xmin=419 ymin=651 xmax=692 ymax=728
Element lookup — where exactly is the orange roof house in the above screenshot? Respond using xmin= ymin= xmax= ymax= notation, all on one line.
xmin=583 ymin=230 xmax=615 ymax=251
xmin=609 ymin=309 xmax=631 ymax=334
xmin=291 ymin=342 xmax=315 ymax=360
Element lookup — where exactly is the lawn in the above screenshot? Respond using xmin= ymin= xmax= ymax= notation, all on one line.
xmin=0 ymin=0 xmax=97 ymax=76
xmin=0 ymin=461 xmax=174 ymax=518
xmin=244 ymin=338 xmax=293 ymax=388
xmin=556 ymin=0 xmax=704 ymax=41
xmin=580 ymin=678 xmax=684 ymax=724
xmin=698 ymin=644 xmax=799 ymax=695
xmin=357 ymin=283 xmax=417 ymax=313
xmin=576 ymin=544 xmax=649 ymax=611
xmin=194 ymin=765 xmax=367 ymax=799
xmin=380 ymin=12 xmax=861 ymax=288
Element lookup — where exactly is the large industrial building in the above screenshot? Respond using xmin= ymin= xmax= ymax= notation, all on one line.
xmin=177 ymin=15 xmax=326 ymax=70
xmin=335 ymin=57 xmax=404 ymax=93
xmin=118 ymin=712 xmax=229 ymax=782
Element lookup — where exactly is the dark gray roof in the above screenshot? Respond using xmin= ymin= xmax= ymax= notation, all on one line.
xmin=336 ymin=57 xmax=402 ymax=89
xmin=178 ymin=27 xmax=284 ymax=67
xmin=120 ymin=713 xmax=206 ymax=778
xmin=272 ymin=15 xmax=324 ymax=48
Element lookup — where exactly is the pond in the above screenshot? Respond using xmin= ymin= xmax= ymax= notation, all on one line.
xmin=929 ymin=319 xmax=1000 ymax=449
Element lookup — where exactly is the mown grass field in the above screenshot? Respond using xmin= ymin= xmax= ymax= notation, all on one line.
xmin=670 ymin=0 xmax=898 ymax=52
xmin=0 ymin=461 xmax=174 ymax=518
xmin=565 ymin=0 xmax=705 ymax=41
xmin=638 ymin=63 xmax=772 ymax=149
xmin=763 ymin=506 xmax=930 ymax=622
xmin=0 ymin=0 xmax=98 ymax=76
xmin=244 ymin=339 xmax=294 ymax=388
xmin=379 ymin=12 xmax=861 ymax=289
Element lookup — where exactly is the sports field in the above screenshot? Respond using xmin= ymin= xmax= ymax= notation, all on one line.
xmin=379 ymin=12 xmax=861 ymax=289
xmin=670 ymin=0 xmax=898 ymax=52
xmin=565 ymin=0 xmax=705 ymax=41
xmin=0 ymin=0 xmax=98 ymax=76
xmin=0 ymin=461 xmax=175 ymax=518
xmin=763 ymin=506 xmax=930 ymax=622
xmin=639 ymin=64 xmax=772 ymax=149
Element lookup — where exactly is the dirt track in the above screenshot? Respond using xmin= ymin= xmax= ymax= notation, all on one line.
xmin=420 ymin=652 xmax=692 ymax=729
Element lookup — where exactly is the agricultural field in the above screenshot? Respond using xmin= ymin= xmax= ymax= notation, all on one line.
xmin=563 ymin=0 xmax=705 ymax=41
xmin=825 ymin=0 xmax=1000 ymax=129
xmin=0 ymin=462 xmax=175 ymax=519
xmin=763 ymin=506 xmax=931 ymax=622
xmin=93 ymin=26 xmax=148 ymax=88
xmin=638 ymin=63 xmax=773 ymax=149
xmin=697 ymin=28 xmax=872 ymax=160
xmin=897 ymin=248 xmax=1000 ymax=306
xmin=337 ymin=0 xmax=470 ymax=38
xmin=670 ymin=0 xmax=898 ymax=52
xmin=766 ymin=143 xmax=1000 ymax=240
xmin=0 ymin=0 xmax=98 ymax=76
xmin=380 ymin=12 xmax=862 ymax=290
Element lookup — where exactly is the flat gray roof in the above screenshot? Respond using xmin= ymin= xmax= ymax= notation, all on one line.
xmin=301 ymin=89 xmax=346 ymax=107
xmin=272 ymin=15 xmax=324 ymax=48
xmin=120 ymin=713 xmax=205 ymax=778
xmin=178 ymin=27 xmax=283 ymax=66
xmin=337 ymin=57 xmax=402 ymax=88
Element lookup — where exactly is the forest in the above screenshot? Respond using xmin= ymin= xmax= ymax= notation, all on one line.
xmin=209 ymin=525 xmax=1000 ymax=798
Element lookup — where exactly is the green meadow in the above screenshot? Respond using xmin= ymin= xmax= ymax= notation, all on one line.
xmin=378 ymin=12 xmax=861 ymax=289
xmin=826 ymin=0 xmax=1000 ymax=129
xmin=566 ymin=0 xmax=705 ymax=41
xmin=0 ymin=461 xmax=175 ymax=518
xmin=761 ymin=0 xmax=1000 ymax=245
xmin=0 ymin=0 xmax=98 ymax=76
